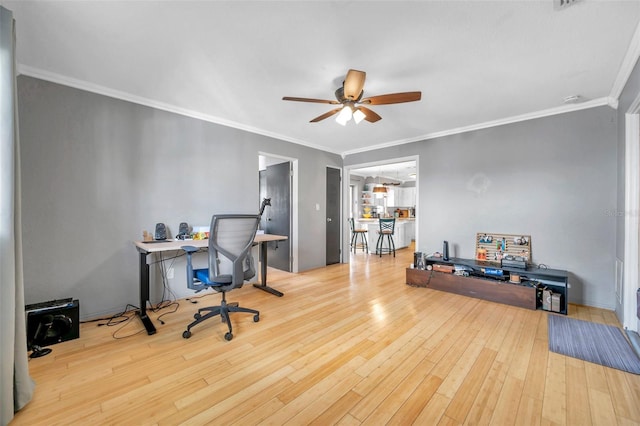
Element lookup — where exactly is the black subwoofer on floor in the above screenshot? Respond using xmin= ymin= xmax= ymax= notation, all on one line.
xmin=26 ymin=299 xmax=80 ymax=348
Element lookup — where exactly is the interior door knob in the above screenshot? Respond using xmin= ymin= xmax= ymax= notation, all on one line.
xmin=327 ymin=218 xmax=332 ymax=222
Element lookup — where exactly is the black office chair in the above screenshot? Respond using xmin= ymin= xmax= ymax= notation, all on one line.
xmin=375 ymin=218 xmax=396 ymax=257
xmin=182 ymin=214 xmax=261 ymax=341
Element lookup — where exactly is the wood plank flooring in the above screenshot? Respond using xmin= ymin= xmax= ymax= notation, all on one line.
xmin=11 ymin=245 xmax=640 ymax=425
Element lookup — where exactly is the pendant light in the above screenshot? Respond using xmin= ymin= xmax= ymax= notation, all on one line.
xmin=372 ymin=172 xmax=387 ymax=193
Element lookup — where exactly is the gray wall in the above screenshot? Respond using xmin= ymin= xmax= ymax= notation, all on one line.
xmin=345 ymin=106 xmax=618 ymax=309
xmin=17 ymin=76 xmax=341 ymax=319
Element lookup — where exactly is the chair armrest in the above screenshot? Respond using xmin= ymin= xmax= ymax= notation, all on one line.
xmin=182 ymin=245 xmax=203 ymax=291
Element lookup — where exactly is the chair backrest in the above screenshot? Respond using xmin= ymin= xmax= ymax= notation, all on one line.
xmin=379 ymin=218 xmax=395 ymax=233
xmin=208 ymin=214 xmax=261 ymax=287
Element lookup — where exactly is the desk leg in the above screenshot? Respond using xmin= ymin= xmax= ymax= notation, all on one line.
xmin=253 ymin=241 xmax=284 ymax=297
xmin=138 ymin=251 xmax=157 ymax=335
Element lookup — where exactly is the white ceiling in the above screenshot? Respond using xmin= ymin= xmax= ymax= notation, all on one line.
xmin=5 ymin=1 xmax=640 ymax=156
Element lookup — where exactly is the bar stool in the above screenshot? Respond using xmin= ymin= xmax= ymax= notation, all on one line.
xmin=349 ymin=218 xmax=368 ymax=253
xmin=375 ymin=218 xmax=396 ymax=257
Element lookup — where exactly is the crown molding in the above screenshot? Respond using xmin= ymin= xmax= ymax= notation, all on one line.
xmin=342 ymin=97 xmax=611 ymax=156
xmin=17 ymin=64 xmax=615 ymax=158
xmin=16 ymin=65 xmax=343 ymax=155
xmin=609 ymin=19 xmax=640 ymax=102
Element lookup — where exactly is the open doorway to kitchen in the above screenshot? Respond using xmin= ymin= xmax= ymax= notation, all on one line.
xmin=344 ymin=156 xmax=418 ymax=258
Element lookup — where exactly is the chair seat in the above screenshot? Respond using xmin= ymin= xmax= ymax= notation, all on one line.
xmin=378 ymin=230 xmax=394 ymax=235
xmin=194 ymin=268 xmax=232 ymax=286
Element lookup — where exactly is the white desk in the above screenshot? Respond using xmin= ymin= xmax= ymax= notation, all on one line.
xmin=133 ymin=233 xmax=288 ymax=335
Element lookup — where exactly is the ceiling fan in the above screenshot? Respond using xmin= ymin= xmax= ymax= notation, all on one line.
xmin=282 ymin=69 xmax=421 ymax=125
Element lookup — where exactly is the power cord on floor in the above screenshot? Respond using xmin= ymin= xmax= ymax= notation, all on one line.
xmin=185 ymin=293 xmax=208 ymax=304
xmin=79 ymin=303 xmax=139 ymax=327
xmin=156 ymin=301 xmax=179 ymax=325
xmin=83 ymin=249 xmax=210 ymax=336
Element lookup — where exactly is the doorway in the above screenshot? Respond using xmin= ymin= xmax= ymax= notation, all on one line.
xmin=326 ymin=166 xmax=341 ymax=265
xmin=344 ymin=156 xmax=419 ymax=257
xmin=259 ymin=154 xmax=297 ymax=272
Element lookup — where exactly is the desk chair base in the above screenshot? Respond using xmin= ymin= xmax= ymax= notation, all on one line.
xmin=182 ymin=292 xmax=259 ymax=341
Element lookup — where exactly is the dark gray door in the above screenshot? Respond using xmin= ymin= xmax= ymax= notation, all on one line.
xmin=326 ymin=167 xmax=341 ymax=265
xmin=262 ymin=162 xmax=291 ymax=272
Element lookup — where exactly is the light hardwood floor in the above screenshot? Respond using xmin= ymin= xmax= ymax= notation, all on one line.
xmin=12 ymin=245 xmax=640 ymax=425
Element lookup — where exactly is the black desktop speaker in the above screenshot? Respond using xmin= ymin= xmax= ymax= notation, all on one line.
xmin=154 ymin=223 xmax=167 ymax=240
xmin=26 ymin=299 xmax=79 ymax=348
xmin=176 ymin=222 xmax=190 ymax=240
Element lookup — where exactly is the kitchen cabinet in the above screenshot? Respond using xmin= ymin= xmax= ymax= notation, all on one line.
xmin=404 ymin=220 xmax=415 ymax=243
xmin=393 ymin=187 xmax=416 ymax=207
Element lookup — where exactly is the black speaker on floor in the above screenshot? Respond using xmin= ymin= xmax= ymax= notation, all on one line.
xmin=26 ymin=299 xmax=79 ymax=348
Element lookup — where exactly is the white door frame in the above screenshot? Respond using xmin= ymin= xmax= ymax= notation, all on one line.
xmin=343 ymin=155 xmax=419 ymax=260
xmin=326 ymin=165 xmax=343 ymax=263
xmin=259 ymin=152 xmax=299 ymax=273
xmin=623 ymin=91 xmax=640 ymax=331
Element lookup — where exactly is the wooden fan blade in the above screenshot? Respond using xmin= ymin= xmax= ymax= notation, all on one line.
xmin=360 ymin=91 xmax=422 ymax=105
xmin=282 ymin=96 xmax=340 ymax=105
xmin=310 ymin=108 xmax=342 ymax=123
xmin=343 ymin=69 xmax=366 ymax=101
xmin=358 ymin=106 xmax=382 ymax=123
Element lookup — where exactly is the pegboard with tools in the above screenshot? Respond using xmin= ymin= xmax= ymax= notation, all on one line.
xmin=475 ymin=232 xmax=531 ymax=264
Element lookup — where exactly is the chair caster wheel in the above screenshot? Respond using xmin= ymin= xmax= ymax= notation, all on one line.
xmin=224 ymin=332 xmax=233 ymax=341
xmin=182 ymin=330 xmax=191 ymax=339
xmin=253 ymin=315 xmax=260 ymax=322
xmin=194 ymin=313 xmax=201 ymax=320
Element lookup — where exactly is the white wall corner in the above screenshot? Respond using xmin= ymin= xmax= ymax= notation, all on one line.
xmin=609 ymin=19 xmax=640 ymax=101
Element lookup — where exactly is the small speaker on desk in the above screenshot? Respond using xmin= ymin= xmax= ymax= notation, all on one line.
xmin=176 ymin=222 xmax=190 ymax=240
xmin=155 ymin=223 xmax=167 ymax=241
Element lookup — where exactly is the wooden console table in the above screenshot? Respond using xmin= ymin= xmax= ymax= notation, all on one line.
xmin=406 ymin=257 xmax=568 ymax=314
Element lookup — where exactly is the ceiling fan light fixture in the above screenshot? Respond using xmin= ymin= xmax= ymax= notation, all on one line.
xmin=283 ymin=69 xmax=421 ymax=124
xmin=353 ymin=108 xmax=366 ymax=124
xmin=335 ymin=105 xmax=352 ymax=126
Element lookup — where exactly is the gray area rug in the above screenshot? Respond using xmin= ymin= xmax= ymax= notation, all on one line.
xmin=548 ymin=315 xmax=640 ymax=374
